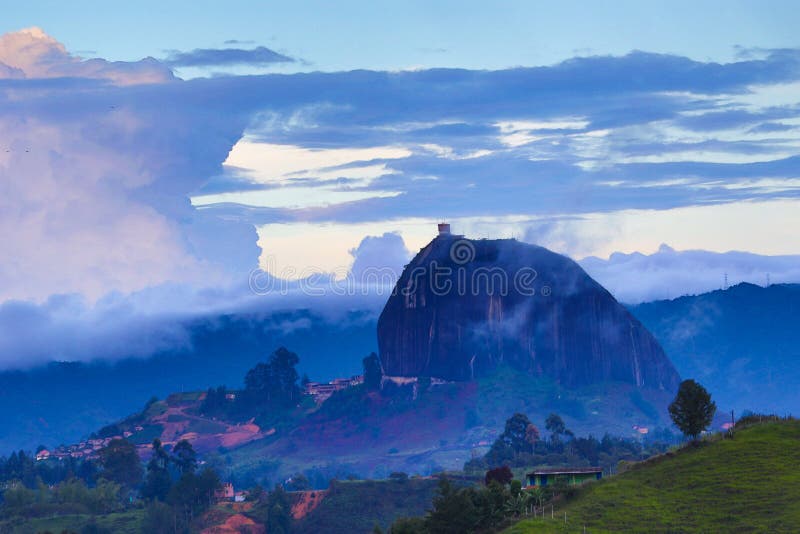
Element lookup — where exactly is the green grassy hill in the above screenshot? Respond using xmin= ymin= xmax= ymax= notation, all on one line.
xmin=507 ymin=419 xmax=800 ymax=532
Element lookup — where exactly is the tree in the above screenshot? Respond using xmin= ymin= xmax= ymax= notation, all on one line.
xmin=143 ymin=501 xmax=177 ymax=534
xmin=503 ymin=413 xmax=533 ymax=453
xmin=244 ymin=347 xmax=301 ymax=408
xmin=391 ymin=517 xmax=427 ymax=533
xmin=200 ymin=386 xmax=228 ymax=416
xmin=142 ymin=439 xmax=171 ymax=501
xmin=426 ymin=477 xmax=480 ymax=534
xmin=171 ymin=439 xmax=197 ymax=475
xmin=267 ymin=484 xmax=292 ymax=534
xmin=167 ymin=467 xmax=221 ymax=527
xmin=484 ymin=466 xmax=513 ymax=486
xmin=97 ymin=439 xmax=142 ymax=489
xmin=525 ymin=423 xmax=540 ymax=446
xmin=486 ymin=413 xmax=533 ymax=464
xmin=669 ymin=379 xmax=716 ymax=441
xmin=362 ymin=352 xmax=383 ymax=391
xmin=545 ymin=413 xmax=566 ymax=437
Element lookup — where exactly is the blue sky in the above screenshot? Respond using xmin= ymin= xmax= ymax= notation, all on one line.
xmin=1 ymin=5 xmax=800 ymax=366
xmin=3 ymin=1 xmax=800 ymax=73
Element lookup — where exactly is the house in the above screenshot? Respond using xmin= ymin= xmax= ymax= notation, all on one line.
xmin=526 ymin=467 xmax=602 ymax=487
xmin=35 ymin=449 xmax=50 ymax=461
xmin=215 ymin=482 xmax=235 ymax=502
xmin=304 ymin=375 xmax=364 ymax=403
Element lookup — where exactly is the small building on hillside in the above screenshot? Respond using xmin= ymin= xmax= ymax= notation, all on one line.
xmin=215 ymin=482 xmax=235 ymax=502
xmin=526 ymin=467 xmax=602 ymax=487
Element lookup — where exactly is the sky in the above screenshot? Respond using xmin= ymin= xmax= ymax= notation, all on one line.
xmin=1 ymin=2 xmax=800 ymax=367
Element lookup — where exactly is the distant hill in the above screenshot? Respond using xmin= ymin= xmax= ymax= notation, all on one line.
xmin=0 ymin=310 xmax=376 ymax=453
xmin=630 ymin=283 xmax=800 ymax=415
xmin=507 ymin=418 xmax=800 ymax=532
xmin=7 ymin=280 xmax=800 ymax=456
xmin=50 ymin=360 xmax=672 ymax=490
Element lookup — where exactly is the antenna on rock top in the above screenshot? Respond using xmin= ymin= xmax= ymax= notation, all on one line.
xmin=437 ymin=222 xmax=451 ymax=236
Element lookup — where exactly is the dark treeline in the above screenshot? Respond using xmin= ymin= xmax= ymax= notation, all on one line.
xmin=465 ymin=412 xmax=676 ymax=474
xmin=392 ymin=476 xmax=543 ymax=534
xmin=0 ymin=450 xmax=96 ymax=488
xmin=0 ymin=436 xmax=221 ymax=532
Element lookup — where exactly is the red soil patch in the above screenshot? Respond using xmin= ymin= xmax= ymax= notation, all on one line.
xmin=291 ymin=489 xmax=328 ymax=520
xmin=201 ymin=513 xmax=264 ymax=534
xmin=146 ymin=403 xmax=267 ymax=453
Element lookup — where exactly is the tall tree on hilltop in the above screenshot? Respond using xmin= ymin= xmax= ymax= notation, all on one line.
xmin=669 ymin=379 xmax=716 ymax=442
xmin=363 ymin=352 xmax=383 ymax=391
xmin=244 ymin=347 xmax=301 ymax=408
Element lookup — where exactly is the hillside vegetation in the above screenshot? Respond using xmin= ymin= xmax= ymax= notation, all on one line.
xmin=507 ymin=419 xmax=800 ymax=532
xmin=294 ymin=478 xmax=443 ymax=533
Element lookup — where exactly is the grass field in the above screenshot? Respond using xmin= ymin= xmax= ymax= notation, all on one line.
xmin=507 ymin=420 xmax=800 ymax=532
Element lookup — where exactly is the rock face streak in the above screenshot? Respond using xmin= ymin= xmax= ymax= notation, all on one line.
xmin=377 ymin=235 xmax=680 ymax=390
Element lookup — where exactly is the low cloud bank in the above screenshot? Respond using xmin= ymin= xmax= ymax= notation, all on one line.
xmin=580 ymin=245 xmax=800 ymax=303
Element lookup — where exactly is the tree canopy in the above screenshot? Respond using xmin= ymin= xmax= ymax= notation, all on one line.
xmin=244 ymin=347 xmax=301 ymax=408
xmin=97 ymin=438 xmax=142 ymax=489
xmin=669 ymin=379 xmax=716 ymax=441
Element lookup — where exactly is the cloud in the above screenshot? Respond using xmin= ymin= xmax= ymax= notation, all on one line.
xmin=0 ymin=27 xmax=173 ymax=85
xmin=0 ymin=29 xmax=257 ymax=304
xmin=579 ymin=245 xmax=800 ymax=303
xmin=170 ymin=48 xmax=800 ymax=232
xmin=3 ymin=27 xmax=800 ymax=368
xmin=164 ymin=46 xmax=294 ymax=67
xmin=348 ymin=232 xmax=411 ymax=284
xmin=0 ymin=294 xmax=192 ymax=367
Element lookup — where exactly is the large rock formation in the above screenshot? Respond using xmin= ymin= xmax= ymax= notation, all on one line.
xmin=377 ymin=232 xmax=680 ymax=391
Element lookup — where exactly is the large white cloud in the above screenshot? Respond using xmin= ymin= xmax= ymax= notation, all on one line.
xmin=0 ymin=28 xmax=257 ymax=303
xmin=0 ymin=27 xmax=173 ymax=84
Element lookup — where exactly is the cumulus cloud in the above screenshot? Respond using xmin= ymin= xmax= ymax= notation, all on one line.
xmin=348 ymin=232 xmax=411 ymax=284
xmin=0 ymin=28 xmax=258 ymax=304
xmin=164 ymin=46 xmax=294 ymax=67
xmin=579 ymin=245 xmax=800 ymax=303
xmin=0 ymin=27 xmax=173 ymax=85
